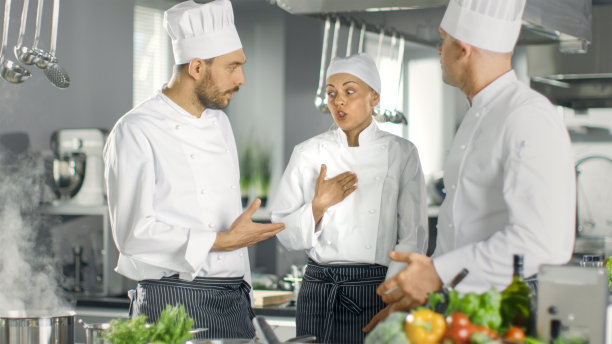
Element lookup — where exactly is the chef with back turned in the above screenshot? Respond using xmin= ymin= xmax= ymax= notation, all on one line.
xmin=103 ymin=0 xmax=285 ymax=339
xmin=364 ymin=0 xmax=576 ymax=331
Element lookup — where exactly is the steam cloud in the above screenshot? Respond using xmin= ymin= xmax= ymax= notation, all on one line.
xmin=0 ymin=146 xmax=71 ymax=316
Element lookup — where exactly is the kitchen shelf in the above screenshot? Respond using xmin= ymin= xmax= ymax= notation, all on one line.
xmin=40 ymin=203 xmax=126 ymax=297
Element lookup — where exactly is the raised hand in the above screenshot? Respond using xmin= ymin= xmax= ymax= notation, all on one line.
xmin=212 ymin=198 xmax=285 ymax=251
xmin=311 ymin=164 xmax=358 ymax=223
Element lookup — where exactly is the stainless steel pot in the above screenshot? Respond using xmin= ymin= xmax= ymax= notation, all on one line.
xmin=0 ymin=311 xmax=75 ymax=344
xmin=78 ymin=320 xmax=110 ymax=344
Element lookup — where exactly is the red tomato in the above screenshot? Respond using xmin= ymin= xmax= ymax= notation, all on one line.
xmin=473 ymin=325 xmax=499 ymax=339
xmin=444 ymin=323 xmax=475 ymax=344
xmin=446 ymin=312 xmax=471 ymax=328
xmin=503 ymin=326 xmax=526 ymax=343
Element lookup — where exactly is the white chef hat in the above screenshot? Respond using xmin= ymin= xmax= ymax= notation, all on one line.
xmin=164 ymin=0 xmax=242 ymax=64
xmin=326 ymin=53 xmax=381 ymax=95
xmin=440 ymin=0 xmax=526 ymax=53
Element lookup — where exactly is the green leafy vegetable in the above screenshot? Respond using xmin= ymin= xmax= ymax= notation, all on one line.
xmin=607 ymin=256 xmax=612 ymax=289
xmin=426 ymin=287 xmax=503 ymax=331
xmin=103 ymin=304 xmax=194 ymax=344
xmin=365 ymin=312 xmax=410 ymax=344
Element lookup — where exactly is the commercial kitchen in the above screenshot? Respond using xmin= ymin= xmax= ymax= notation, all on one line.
xmin=0 ymin=0 xmax=612 ymax=343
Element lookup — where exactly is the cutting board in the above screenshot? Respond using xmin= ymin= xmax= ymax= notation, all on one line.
xmin=253 ymin=290 xmax=293 ymax=307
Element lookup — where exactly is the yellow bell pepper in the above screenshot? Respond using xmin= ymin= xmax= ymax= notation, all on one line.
xmin=404 ymin=309 xmax=446 ymax=344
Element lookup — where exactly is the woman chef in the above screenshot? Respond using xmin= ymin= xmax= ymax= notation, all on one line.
xmin=269 ymin=53 xmax=428 ymax=344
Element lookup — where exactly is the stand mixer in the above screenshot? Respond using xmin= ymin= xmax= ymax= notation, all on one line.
xmin=51 ymin=129 xmax=106 ymax=206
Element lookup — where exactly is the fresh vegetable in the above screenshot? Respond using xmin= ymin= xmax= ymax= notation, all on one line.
xmin=446 ymin=312 xmax=471 ymax=328
xmin=404 ymin=308 xmax=446 ymax=344
xmin=365 ymin=312 xmax=410 ymax=344
xmin=103 ymin=304 xmax=194 ymax=344
xmin=503 ymin=326 xmax=526 ymax=343
xmin=427 ymin=287 xmax=503 ymax=332
xmin=103 ymin=313 xmax=150 ymax=344
xmin=148 ymin=304 xmax=194 ymax=344
xmin=473 ymin=325 xmax=499 ymax=339
xmin=443 ymin=312 xmax=475 ymax=344
xmin=607 ymin=256 xmax=612 ymax=289
xmin=443 ymin=322 xmax=474 ymax=344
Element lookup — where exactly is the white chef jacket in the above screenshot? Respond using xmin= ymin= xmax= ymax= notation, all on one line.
xmin=103 ymin=89 xmax=250 ymax=284
xmin=270 ymin=121 xmax=428 ymax=278
xmin=433 ymin=71 xmax=576 ymax=293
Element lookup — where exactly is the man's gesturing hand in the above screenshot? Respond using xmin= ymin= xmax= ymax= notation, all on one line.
xmin=212 ymin=198 xmax=285 ymax=251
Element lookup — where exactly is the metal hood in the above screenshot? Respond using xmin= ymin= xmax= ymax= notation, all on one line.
xmin=273 ymin=0 xmax=592 ymax=51
xmin=528 ymin=4 xmax=612 ymax=110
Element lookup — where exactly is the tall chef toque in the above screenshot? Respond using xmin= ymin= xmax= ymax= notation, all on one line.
xmin=440 ymin=0 xmax=526 ymax=53
xmin=164 ymin=0 xmax=242 ymax=65
xmin=326 ymin=53 xmax=381 ymax=95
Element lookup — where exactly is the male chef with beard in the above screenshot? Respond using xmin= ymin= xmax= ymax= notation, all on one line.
xmin=103 ymin=0 xmax=285 ymax=339
xmin=364 ymin=0 xmax=576 ymax=331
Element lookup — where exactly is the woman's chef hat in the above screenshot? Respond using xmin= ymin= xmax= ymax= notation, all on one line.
xmin=326 ymin=53 xmax=381 ymax=95
xmin=164 ymin=0 xmax=242 ymax=64
xmin=440 ymin=0 xmax=526 ymax=53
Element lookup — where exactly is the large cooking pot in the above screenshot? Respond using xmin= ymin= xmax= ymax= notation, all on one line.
xmin=0 ymin=311 xmax=75 ymax=344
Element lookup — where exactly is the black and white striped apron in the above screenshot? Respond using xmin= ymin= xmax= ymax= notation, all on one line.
xmin=129 ymin=275 xmax=255 ymax=340
xmin=296 ymin=258 xmax=387 ymax=344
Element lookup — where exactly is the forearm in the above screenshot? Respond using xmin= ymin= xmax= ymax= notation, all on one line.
xmin=211 ymin=231 xmax=238 ymax=251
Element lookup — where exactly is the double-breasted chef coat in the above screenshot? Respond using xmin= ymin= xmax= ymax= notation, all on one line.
xmin=270 ymin=121 xmax=428 ymax=278
xmin=104 ymin=89 xmax=250 ymax=284
xmin=432 ymin=71 xmax=576 ymax=293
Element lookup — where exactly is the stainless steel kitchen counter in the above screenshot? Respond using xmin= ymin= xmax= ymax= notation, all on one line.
xmin=73 ymin=296 xmax=297 ymax=343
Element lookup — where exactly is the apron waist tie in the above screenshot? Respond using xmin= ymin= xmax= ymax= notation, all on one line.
xmin=304 ymin=259 xmax=387 ymax=342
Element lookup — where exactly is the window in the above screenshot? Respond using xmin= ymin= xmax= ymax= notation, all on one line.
xmin=364 ymin=32 xmax=406 ymax=138
xmin=364 ymin=32 xmax=449 ymax=178
xmin=133 ymin=1 xmax=173 ymax=107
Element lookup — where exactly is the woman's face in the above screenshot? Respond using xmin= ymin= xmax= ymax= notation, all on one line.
xmin=325 ymin=73 xmax=379 ymax=138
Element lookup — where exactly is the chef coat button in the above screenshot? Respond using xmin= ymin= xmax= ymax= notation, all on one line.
xmin=326 ymin=240 xmax=332 ymax=245
xmin=448 ymin=224 xmax=454 ymax=228
xmin=365 ymin=244 xmax=372 ymax=249
xmin=369 ymin=209 xmax=376 ymax=214
xmin=451 ymin=184 xmax=456 ymax=190
xmin=381 ymin=145 xmax=387 ymax=150
xmin=200 ymin=189 xmax=205 ymax=195
xmin=374 ymin=176 xmax=380 ymax=182
xmin=239 ymin=252 xmax=244 ymax=257
xmin=225 ymin=149 xmax=230 ymax=153
xmin=212 ymin=120 xmax=217 ymax=125
xmin=208 ymin=223 xmax=215 ymax=228
xmin=475 ymin=112 xmax=481 ymax=118
xmin=230 ymin=185 xmax=237 ymax=189
xmin=190 ymin=154 xmax=196 ymax=159
xmin=175 ymin=125 xmax=181 ymax=130
xmin=217 ymin=255 xmax=222 ymax=260
xmin=460 ymin=145 xmax=466 ymax=150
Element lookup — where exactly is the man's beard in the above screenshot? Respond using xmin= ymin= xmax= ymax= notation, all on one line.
xmin=195 ymin=69 xmax=239 ymax=110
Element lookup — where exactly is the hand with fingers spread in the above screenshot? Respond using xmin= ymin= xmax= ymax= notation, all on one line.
xmin=212 ymin=198 xmax=285 ymax=251
xmin=311 ymin=164 xmax=358 ymax=224
xmin=362 ymin=251 xmax=442 ymax=333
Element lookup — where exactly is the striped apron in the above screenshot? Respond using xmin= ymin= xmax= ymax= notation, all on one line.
xmin=296 ymin=258 xmax=387 ymax=344
xmin=129 ymin=275 xmax=255 ymax=340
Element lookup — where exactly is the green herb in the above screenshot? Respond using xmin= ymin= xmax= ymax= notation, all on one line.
xmin=607 ymin=256 xmax=612 ymax=289
xmin=103 ymin=314 xmax=150 ymax=344
xmin=104 ymin=304 xmax=194 ymax=344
